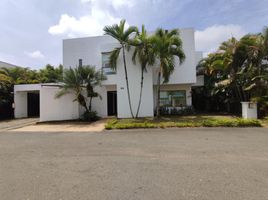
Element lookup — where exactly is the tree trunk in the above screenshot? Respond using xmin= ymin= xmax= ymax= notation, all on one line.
xmin=89 ymin=97 xmax=92 ymax=111
xmin=135 ymin=68 xmax=144 ymax=118
xmin=156 ymin=71 xmax=161 ymax=118
xmin=122 ymin=45 xmax=134 ymax=118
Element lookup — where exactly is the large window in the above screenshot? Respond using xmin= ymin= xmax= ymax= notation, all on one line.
xmin=102 ymin=52 xmax=116 ymax=75
xmin=160 ymin=90 xmax=186 ymax=107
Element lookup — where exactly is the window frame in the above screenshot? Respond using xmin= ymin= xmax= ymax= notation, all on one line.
xmin=159 ymin=90 xmax=187 ymax=107
xmin=102 ymin=52 xmax=116 ymax=75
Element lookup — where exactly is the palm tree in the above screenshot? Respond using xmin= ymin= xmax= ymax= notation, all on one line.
xmin=131 ymin=25 xmax=155 ymax=118
xmin=56 ymin=65 xmax=105 ymax=114
xmin=151 ymin=28 xmax=185 ymax=117
xmin=103 ymin=19 xmax=138 ymax=118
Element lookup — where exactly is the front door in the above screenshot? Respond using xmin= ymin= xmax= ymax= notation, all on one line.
xmin=107 ymin=91 xmax=117 ymax=116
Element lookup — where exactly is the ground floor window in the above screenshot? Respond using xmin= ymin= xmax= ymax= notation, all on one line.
xmin=160 ymin=90 xmax=186 ymax=107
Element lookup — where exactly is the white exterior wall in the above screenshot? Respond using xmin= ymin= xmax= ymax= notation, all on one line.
xmin=14 ymin=84 xmax=80 ymax=122
xmin=14 ymin=84 xmax=41 ymax=118
xmin=40 ymin=86 xmax=79 ymax=122
xmin=152 ymin=28 xmax=197 ymax=85
xmin=14 ymin=92 xmax=28 ymax=118
xmin=116 ymin=49 xmax=154 ymax=118
xmin=63 ymin=35 xmax=155 ymax=118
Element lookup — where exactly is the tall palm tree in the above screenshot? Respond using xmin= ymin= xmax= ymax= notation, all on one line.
xmin=131 ymin=25 xmax=155 ymax=118
xmin=103 ymin=19 xmax=138 ymax=118
xmin=151 ymin=28 xmax=185 ymax=117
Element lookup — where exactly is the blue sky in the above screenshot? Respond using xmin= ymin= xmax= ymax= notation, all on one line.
xmin=0 ymin=0 xmax=267 ymax=69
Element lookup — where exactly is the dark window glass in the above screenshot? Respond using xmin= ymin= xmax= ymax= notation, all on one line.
xmin=79 ymin=59 xmax=82 ymax=67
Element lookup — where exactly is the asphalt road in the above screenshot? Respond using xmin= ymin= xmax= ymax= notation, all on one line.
xmin=0 ymin=128 xmax=268 ymax=200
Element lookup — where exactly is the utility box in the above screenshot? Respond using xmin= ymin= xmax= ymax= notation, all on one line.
xmin=241 ymin=102 xmax=258 ymax=119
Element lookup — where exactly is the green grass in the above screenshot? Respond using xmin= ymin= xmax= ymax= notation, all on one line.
xmin=105 ymin=116 xmax=262 ymax=130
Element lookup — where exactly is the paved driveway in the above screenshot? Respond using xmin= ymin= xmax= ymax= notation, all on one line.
xmin=0 ymin=128 xmax=268 ymax=200
xmin=0 ymin=118 xmax=39 ymax=131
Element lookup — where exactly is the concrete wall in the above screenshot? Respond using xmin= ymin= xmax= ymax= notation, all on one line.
xmin=14 ymin=84 xmax=41 ymax=118
xmin=40 ymin=86 xmax=79 ymax=122
xmin=14 ymin=92 xmax=28 ymax=118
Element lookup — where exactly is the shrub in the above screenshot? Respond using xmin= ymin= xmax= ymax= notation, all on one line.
xmin=105 ymin=117 xmax=262 ymax=129
xmin=82 ymin=111 xmax=100 ymax=122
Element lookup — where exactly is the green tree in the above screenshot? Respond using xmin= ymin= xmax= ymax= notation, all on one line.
xmin=197 ymin=27 xmax=268 ymax=116
xmin=103 ymin=19 xmax=138 ymax=118
xmin=151 ymin=28 xmax=185 ymax=117
xmin=56 ymin=65 xmax=105 ymax=119
xmin=39 ymin=64 xmax=63 ymax=83
xmin=131 ymin=25 xmax=155 ymax=118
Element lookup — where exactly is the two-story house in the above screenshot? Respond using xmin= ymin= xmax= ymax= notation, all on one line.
xmin=14 ymin=28 xmax=203 ymax=121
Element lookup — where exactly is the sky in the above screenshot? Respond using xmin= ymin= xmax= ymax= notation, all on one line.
xmin=0 ymin=0 xmax=268 ymax=69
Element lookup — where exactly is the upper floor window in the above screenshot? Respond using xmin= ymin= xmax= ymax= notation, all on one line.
xmin=160 ymin=90 xmax=186 ymax=107
xmin=102 ymin=52 xmax=116 ymax=75
xmin=78 ymin=59 xmax=83 ymax=67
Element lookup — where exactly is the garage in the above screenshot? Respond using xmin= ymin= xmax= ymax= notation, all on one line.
xmin=14 ymin=84 xmax=79 ymax=122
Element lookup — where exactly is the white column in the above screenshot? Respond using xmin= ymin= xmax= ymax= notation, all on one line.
xmin=14 ymin=92 xmax=28 ymax=118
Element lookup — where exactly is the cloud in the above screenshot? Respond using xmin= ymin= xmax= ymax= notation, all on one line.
xmin=48 ymin=11 xmax=124 ymax=38
xmin=195 ymin=24 xmax=247 ymax=55
xmin=48 ymin=0 xmax=135 ymax=38
xmin=25 ymin=50 xmax=45 ymax=59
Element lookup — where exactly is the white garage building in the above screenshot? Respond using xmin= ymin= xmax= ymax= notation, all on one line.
xmin=14 ymin=28 xmax=203 ymax=122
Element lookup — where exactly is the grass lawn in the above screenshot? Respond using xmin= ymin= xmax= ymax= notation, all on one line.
xmin=105 ymin=114 xmax=262 ymax=129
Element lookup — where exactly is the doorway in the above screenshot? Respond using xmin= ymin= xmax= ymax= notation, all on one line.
xmin=27 ymin=92 xmax=40 ymax=117
xmin=107 ymin=91 xmax=117 ymax=116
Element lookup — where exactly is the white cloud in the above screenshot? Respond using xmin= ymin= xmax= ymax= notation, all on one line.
xmin=195 ymin=24 xmax=246 ymax=55
xmin=49 ymin=0 xmax=134 ymax=38
xmin=48 ymin=11 xmax=124 ymax=38
xmin=25 ymin=50 xmax=45 ymax=59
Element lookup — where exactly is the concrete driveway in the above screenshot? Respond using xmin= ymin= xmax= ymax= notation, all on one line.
xmin=0 ymin=128 xmax=268 ymax=200
xmin=0 ymin=118 xmax=39 ymax=131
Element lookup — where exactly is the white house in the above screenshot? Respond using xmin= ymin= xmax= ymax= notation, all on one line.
xmin=14 ymin=28 xmax=203 ymax=121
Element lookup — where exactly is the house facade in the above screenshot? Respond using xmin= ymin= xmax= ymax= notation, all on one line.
xmin=63 ymin=28 xmax=202 ymax=118
xmin=14 ymin=28 xmax=203 ymax=121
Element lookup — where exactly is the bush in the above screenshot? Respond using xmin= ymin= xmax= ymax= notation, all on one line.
xmin=105 ymin=117 xmax=262 ymax=129
xmin=82 ymin=111 xmax=100 ymax=122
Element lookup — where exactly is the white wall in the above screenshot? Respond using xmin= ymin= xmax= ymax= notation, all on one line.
xmin=116 ymin=49 xmax=154 ymax=118
xmin=40 ymin=86 xmax=79 ymax=122
xmin=14 ymin=84 xmax=41 ymax=118
xmin=152 ymin=28 xmax=197 ymax=85
xmin=14 ymin=92 xmax=28 ymax=118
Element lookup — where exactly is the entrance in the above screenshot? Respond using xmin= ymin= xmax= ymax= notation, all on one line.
xmin=27 ymin=92 xmax=40 ymax=117
xmin=107 ymin=91 xmax=117 ymax=116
